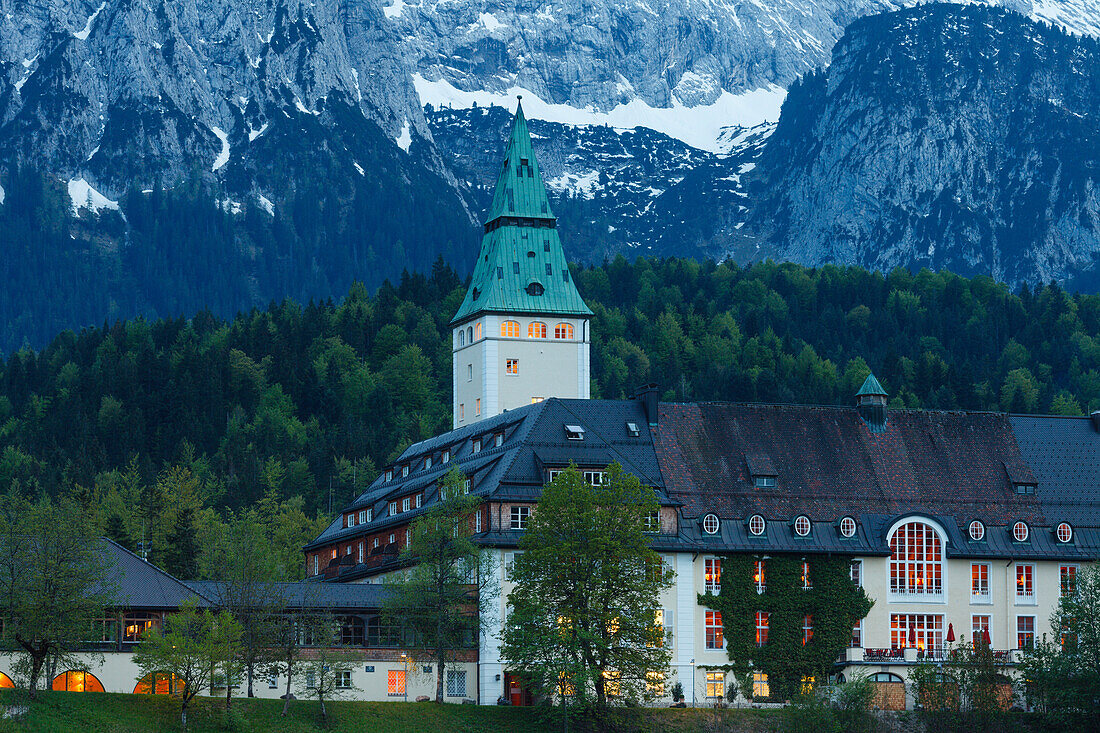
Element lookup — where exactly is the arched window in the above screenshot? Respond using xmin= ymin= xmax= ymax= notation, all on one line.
xmin=134 ymin=672 xmax=186 ymax=695
xmin=468 ymin=326 xmax=474 ymax=342
xmin=888 ymin=521 xmax=943 ymax=598
xmin=554 ymin=323 xmax=574 ymax=339
xmin=501 ymin=320 xmax=521 ymax=338
xmin=473 ymin=323 xmax=481 ymax=341
xmin=870 ymin=672 xmax=904 ymax=683
xmin=0 ymin=672 xmax=12 ymax=689
xmin=529 ymin=321 xmax=547 ymax=338
xmin=52 ymin=670 xmax=105 ymax=692
xmin=458 ymin=330 xmax=465 ymax=346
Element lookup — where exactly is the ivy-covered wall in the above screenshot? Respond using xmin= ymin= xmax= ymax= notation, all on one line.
xmin=699 ymin=555 xmax=872 ymax=700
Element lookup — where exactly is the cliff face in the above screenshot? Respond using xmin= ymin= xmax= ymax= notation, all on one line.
xmin=747 ymin=4 xmax=1100 ymax=287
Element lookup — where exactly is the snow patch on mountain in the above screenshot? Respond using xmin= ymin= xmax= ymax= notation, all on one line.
xmin=414 ymin=75 xmax=786 ymax=153
xmin=0 ymin=181 xmax=5 ymax=206
xmin=547 ymin=171 xmax=600 ymax=199
xmin=395 ymin=120 xmax=412 ymax=151
xmin=68 ymin=178 xmax=118 ymax=215
xmin=211 ymin=126 xmax=230 ymax=171
xmin=74 ymin=2 xmax=106 ymax=42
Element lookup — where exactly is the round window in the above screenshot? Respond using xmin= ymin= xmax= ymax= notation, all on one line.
xmin=968 ymin=520 xmax=985 ymax=542
xmin=748 ymin=514 xmax=766 ymax=536
xmin=839 ymin=516 xmax=856 ymax=538
xmin=1056 ymin=522 xmax=1073 ymax=543
xmin=702 ymin=514 xmax=720 ymax=535
xmin=1013 ymin=521 xmax=1029 ymax=543
xmin=794 ymin=515 xmax=811 ymax=537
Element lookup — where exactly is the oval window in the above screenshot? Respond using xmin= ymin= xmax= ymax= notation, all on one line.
xmin=748 ymin=514 xmax=766 ymax=536
xmin=1013 ymin=521 xmax=1029 ymax=543
xmin=968 ymin=520 xmax=985 ymax=542
xmin=1056 ymin=522 xmax=1073 ymax=543
xmin=794 ymin=515 xmax=811 ymax=537
xmin=839 ymin=516 xmax=856 ymax=538
xmin=702 ymin=514 xmax=720 ymax=535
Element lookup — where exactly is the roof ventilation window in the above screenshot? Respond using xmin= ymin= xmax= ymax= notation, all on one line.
xmin=526 ymin=281 xmax=544 ymax=296
xmin=748 ymin=514 xmax=766 ymax=536
xmin=565 ymin=424 xmax=585 ymax=441
xmin=968 ymin=520 xmax=985 ymax=541
xmin=746 ymin=453 xmax=777 ymax=488
xmin=839 ymin=516 xmax=857 ymax=538
xmin=626 ymin=422 xmax=640 ymax=437
xmin=702 ymin=514 xmax=720 ymax=535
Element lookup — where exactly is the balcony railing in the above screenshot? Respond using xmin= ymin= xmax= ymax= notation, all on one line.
xmin=854 ymin=647 xmax=1017 ymax=665
xmin=863 ymin=648 xmax=904 ymax=662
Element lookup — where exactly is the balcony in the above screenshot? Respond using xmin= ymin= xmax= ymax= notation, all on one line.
xmin=863 ymin=648 xmax=905 ymax=663
xmin=851 ymin=647 xmax=1018 ymax=665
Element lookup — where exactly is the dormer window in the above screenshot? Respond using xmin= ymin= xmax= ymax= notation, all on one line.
xmin=442 ymin=449 xmax=450 ymax=464
xmin=389 ymin=501 xmax=398 ymax=516
xmin=793 ymin=515 xmax=812 ymax=537
xmin=402 ymin=497 xmax=410 ymax=513
xmin=702 ymin=514 xmax=720 ymax=535
xmin=346 ymin=514 xmax=355 ymax=528
xmin=1014 ymin=483 xmax=1036 ymax=495
xmin=565 ymin=424 xmax=585 ymax=441
xmin=385 ymin=469 xmax=393 ymax=482
xmin=401 ymin=465 xmax=409 ymax=478
xmin=753 ymin=476 xmax=777 ymax=489
xmin=494 ymin=433 xmax=503 ymax=448
xmin=626 ymin=422 xmax=640 ymax=437
xmin=748 ymin=514 xmax=766 ymax=536
xmin=473 ymin=438 xmax=482 ymax=453
xmin=362 ymin=509 xmax=371 ymax=524
xmin=425 ymin=456 xmax=432 ymax=470
xmin=526 ymin=282 xmax=545 ymax=296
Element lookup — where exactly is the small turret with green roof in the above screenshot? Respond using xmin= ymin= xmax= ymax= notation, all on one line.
xmin=856 ymin=373 xmax=888 ymax=433
xmin=450 ymin=101 xmax=593 ymax=428
xmin=451 ymin=100 xmax=593 ymax=326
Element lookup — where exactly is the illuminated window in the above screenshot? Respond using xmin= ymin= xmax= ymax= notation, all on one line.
xmin=646 ymin=671 xmax=665 ymax=696
xmin=839 ymin=516 xmax=856 ymax=538
xmin=1056 ymin=522 xmax=1073 ymax=543
xmin=501 ymin=320 xmax=521 ymax=338
xmin=52 ymin=670 xmax=105 ymax=692
xmin=705 ymin=558 xmax=721 ymax=594
xmin=972 ymin=563 xmax=990 ymax=600
xmin=972 ymin=615 xmax=990 ymax=643
xmin=702 ymin=514 xmax=719 ymax=535
xmin=134 ymin=672 xmax=185 ymax=695
xmin=529 ymin=322 xmax=547 ymax=338
xmin=802 ymin=615 xmax=813 ymax=645
xmin=968 ymin=520 xmax=985 ymax=541
xmin=748 ymin=514 xmax=765 ymax=536
xmin=554 ymin=323 xmax=574 ymax=339
xmin=474 ymin=323 xmax=482 ymax=341
xmin=388 ymin=670 xmax=406 ymax=695
xmin=794 ymin=515 xmax=811 ymax=537
xmin=850 ymin=619 xmax=863 ymax=647
xmin=458 ymin=330 xmax=465 ymax=346
xmin=1013 ymin=522 xmax=1029 ymax=542
xmin=124 ymin=612 xmax=162 ymax=642
xmin=705 ymin=671 xmax=725 ymax=698
xmin=753 ymin=559 xmax=766 ymax=593
xmin=890 ymin=614 xmax=943 ymax=653
xmin=476 ymin=399 xmax=481 ymax=416
xmin=888 ymin=521 xmax=943 ymax=598
xmin=1061 ymin=565 xmax=1077 ymax=596
xmin=1016 ymin=564 xmax=1034 ymax=601
xmin=1017 ymin=616 xmax=1035 ymax=650
xmin=801 ymin=561 xmax=811 ymax=590
xmin=755 ymin=611 xmax=769 ymax=646
xmin=752 ymin=672 xmax=769 ymax=698
xmin=506 ymin=359 xmax=519 ymax=375
xmin=705 ymin=610 xmax=723 ymax=649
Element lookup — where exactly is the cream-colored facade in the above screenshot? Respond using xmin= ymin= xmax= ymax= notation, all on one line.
xmin=452 ymin=313 xmax=590 ymax=428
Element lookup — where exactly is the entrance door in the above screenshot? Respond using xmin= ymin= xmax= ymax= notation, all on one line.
xmin=504 ymin=673 xmax=531 ymax=706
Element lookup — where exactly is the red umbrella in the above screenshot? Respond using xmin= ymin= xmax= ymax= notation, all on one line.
xmin=946 ymin=623 xmax=955 ymax=643
xmin=983 ymin=628 xmax=991 ymax=646
xmin=908 ymin=624 xmax=916 ymax=646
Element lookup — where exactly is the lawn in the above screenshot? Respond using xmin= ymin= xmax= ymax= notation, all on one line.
xmin=0 ymin=691 xmax=779 ymax=733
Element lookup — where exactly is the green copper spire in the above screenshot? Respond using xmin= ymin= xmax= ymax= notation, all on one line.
xmin=856 ymin=374 xmax=888 ymax=397
xmin=452 ymin=101 xmax=592 ymax=325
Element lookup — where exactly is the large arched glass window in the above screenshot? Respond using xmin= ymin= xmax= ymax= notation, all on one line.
xmin=888 ymin=521 xmax=944 ymax=599
xmin=52 ymin=670 xmax=105 ymax=692
xmin=529 ymin=322 xmax=547 ymax=338
xmin=501 ymin=320 xmax=521 ymax=338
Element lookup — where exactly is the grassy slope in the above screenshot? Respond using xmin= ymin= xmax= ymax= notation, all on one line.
xmin=0 ymin=692 xmax=778 ymax=733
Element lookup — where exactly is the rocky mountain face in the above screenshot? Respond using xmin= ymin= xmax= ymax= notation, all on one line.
xmin=746 ymin=4 xmax=1100 ymax=287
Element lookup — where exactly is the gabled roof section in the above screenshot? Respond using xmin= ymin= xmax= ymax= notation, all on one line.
xmin=451 ymin=102 xmax=592 ymax=325
xmin=102 ymin=539 xmax=212 ymax=609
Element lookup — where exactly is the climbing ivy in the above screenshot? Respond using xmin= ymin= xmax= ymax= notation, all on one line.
xmin=699 ymin=555 xmax=873 ymax=701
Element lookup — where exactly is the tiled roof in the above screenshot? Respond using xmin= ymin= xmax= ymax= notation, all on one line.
xmin=102 ymin=539 xmax=212 ymax=609
xmin=654 ymin=402 xmax=1044 ymax=529
xmin=1010 ymin=414 xmax=1100 ymax=526
xmin=186 ymin=581 xmax=391 ymax=610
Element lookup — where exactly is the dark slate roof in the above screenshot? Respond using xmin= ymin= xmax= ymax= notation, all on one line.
xmin=186 ymin=581 xmax=392 ymax=610
xmin=654 ymin=402 xmax=1044 ymax=531
xmin=102 ymin=539 xmax=212 ymax=609
xmin=307 ymin=398 xmax=667 ymax=552
xmin=1010 ymin=414 xmax=1100 ymax=527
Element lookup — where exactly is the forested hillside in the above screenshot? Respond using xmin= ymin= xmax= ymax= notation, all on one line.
xmin=2 ymin=257 xmax=1098 ymax=579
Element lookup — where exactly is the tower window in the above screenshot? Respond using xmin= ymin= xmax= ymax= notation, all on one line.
xmin=474 ymin=323 xmax=481 ymax=340
xmin=555 ymin=323 xmax=574 ymax=339
xmin=475 ymin=399 xmax=482 ymax=416
xmin=513 ymin=262 xmax=520 ymax=274
xmin=501 ymin=320 xmax=521 ymax=338
xmin=544 ymin=243 xmax=550 ymax=252
xmin=545 ymin=263 xmax=552 ymax=276
xmin=506 ymin=359 xmax=519 ymax=375
xmin=467 ymin=364 xmax=472 ymax=381
xmin=496 ymin=267 xmax=503 ymax=279
xmin=458 ymin=331 xmax=465 ymax=346
xmin=529 ymin=322 xmax=547 ymax=338
xmin=459 ymin=404 xmax=464 ymax=421
xmin=526 ymin=282 xmax=544 ymax=296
